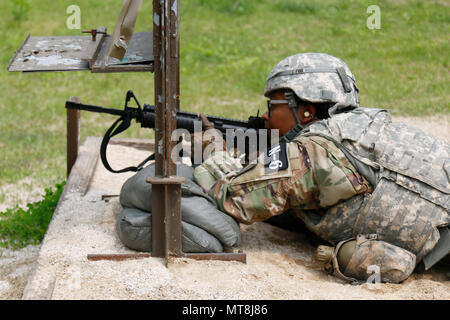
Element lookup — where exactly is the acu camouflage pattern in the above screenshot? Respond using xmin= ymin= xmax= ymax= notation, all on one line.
xmin=193 ymin=137 xmax=371 ymax=225
xmin=329 ymin=235 xmax=416 ymax=284
xmin=294 ymin=107 xmax=450 ymax=261
xmin=264 ymin=53 xmax=360 ymax=107
xmin=193 ymin=150 xmax=243 ymax=192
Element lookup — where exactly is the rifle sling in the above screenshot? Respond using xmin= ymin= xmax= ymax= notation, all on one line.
xmin=100 ymin=113 xmax=155 ymax=174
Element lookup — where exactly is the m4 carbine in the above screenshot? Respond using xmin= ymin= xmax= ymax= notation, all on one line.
xmin=65 ymin=90 xmax=267 ymax=173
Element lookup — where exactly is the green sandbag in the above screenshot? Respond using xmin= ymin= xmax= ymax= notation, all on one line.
xmin=118 ymin=163 xmax=241 ymax=252
xmin=120 ymin=163 xmax=195 ymax=214
xmin=116 ymin=207 xmax=223 ymax=253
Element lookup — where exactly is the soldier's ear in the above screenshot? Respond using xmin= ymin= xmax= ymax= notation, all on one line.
xmin=298 ymin=104 xmax=317 ymax=124
xmin=107 ymin=0 xmax=143 ymax=61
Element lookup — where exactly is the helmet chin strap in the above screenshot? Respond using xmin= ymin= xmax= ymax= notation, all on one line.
xmin=281 ymin=91 xmax=307 ymax=142
xmin=285 ymin=91 xmax=301 ymax=125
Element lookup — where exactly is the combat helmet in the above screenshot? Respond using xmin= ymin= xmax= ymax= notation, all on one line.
xmin=265 ymin=53 xmax=360 ymax=108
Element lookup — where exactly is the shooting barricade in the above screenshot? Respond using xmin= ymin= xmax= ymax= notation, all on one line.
xmin=9 ymin=0 xmax=246 ymax=267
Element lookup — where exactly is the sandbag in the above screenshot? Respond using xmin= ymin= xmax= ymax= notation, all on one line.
xmin=116 ymin=207 xmax=224 ymax=253
xmin=120 ymin=163 xmax=196 ymax=213
xmin=118 ymin=163 xmax=241 ymax=252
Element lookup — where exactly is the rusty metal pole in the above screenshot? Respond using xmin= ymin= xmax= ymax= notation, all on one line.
xmin=149 ymin=0 xmax=184 ymax=265
xmin=67 ymin=96 xmax=81 ymax=177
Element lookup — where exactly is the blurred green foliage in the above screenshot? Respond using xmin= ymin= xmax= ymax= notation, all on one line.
xmin=0 ymin=182 xmax=65 ymax=249
xmin=10 ymin=0 xmax=30 ymax=21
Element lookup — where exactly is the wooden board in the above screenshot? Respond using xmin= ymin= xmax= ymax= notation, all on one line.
xmin=65 ymin=137 xmax=155 ymax=195
xmin=8 ymin=29 xmax=153 ymax=73
xmin=109 ymin=137 xmax=155 ymax=151
xmin=65 ymin=137 xmax=102 ymax=196
xmin=7 ymin=33 xmax=106 ymax=72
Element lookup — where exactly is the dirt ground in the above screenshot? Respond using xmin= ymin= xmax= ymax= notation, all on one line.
xmin=0 ymin=115 xmax=449 ymax=300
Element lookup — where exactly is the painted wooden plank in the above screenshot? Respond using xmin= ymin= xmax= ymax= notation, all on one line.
xmin=8 ymin=35 xmax=104 ymax=72
xmin=65 ymin=137 xmax=102 ymax=196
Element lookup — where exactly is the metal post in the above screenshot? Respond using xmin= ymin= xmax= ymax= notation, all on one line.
xmin=150 ymin=0 xmax=184 ymax=265
xmin=67 ymin=96 xmax=80 ymax=177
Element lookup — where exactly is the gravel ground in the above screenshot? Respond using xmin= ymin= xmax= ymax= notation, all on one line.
xmin=0 ymin=115 xmax=449 ymax=300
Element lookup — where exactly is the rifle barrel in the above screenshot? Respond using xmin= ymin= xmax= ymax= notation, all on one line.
xmin=65 ymin=101 xmax=126 ymax=117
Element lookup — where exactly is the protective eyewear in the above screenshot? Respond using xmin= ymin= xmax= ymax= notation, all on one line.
xmin=266 ymin=99 xmax=289 ymax=115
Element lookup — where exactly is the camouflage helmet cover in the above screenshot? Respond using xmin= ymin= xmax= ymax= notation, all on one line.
xmin=265 ymin=53 xmax=360 ymax=107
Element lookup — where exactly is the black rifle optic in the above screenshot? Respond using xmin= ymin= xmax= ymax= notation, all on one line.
xmin=65 ymin=90 xmax=267 ymax=173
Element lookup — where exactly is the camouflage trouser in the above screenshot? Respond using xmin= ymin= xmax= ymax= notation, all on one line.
xmin=295 ymin=175 xmax=449 ymax=262
xmin=328 ymin=234 xmax=417 ymax=284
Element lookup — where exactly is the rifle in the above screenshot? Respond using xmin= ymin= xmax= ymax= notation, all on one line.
xmin=65 ymin=90 xmax=267 ymax=173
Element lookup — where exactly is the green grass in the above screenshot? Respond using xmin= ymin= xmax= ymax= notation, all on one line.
xmin=0 ymin=0 xmax=448 ymax=192
xmin=0 ymin=182 xmax=65 ymax=249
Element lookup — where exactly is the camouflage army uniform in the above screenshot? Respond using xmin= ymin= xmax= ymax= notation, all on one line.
xmin=299 ymin=107 xmax=450 ymax=258
xmin=193 ymin=106 xmax=450 ymax=283
xmin=194 ymin=52 xmax=450 ymax=283
xmin=193 ymin=135 xmax=372 ymax=224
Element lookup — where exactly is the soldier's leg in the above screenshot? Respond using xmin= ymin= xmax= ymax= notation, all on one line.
xmin=417 ymin=226 xmax=450 ymax=272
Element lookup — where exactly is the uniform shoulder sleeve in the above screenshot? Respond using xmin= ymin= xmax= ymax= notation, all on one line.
xmin=295 ymin=135 xmax=372 ymax=207
xmin=195 ymin=140 xmax=317 ymax=224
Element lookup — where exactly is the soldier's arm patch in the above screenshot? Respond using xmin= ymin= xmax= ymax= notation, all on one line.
xmin=264 ymin=140 xmax=288 ymax=174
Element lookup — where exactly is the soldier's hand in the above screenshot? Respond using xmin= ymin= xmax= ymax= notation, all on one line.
xmin=198 ymin=113 xmax=225 ymax=150
xmin=199 ymin=113 xmax=215 ymax=131
xmin=190 ymin=130 xmax=226 ymax=152
xmin=190 ymin=129 xmax=226 ymax=166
